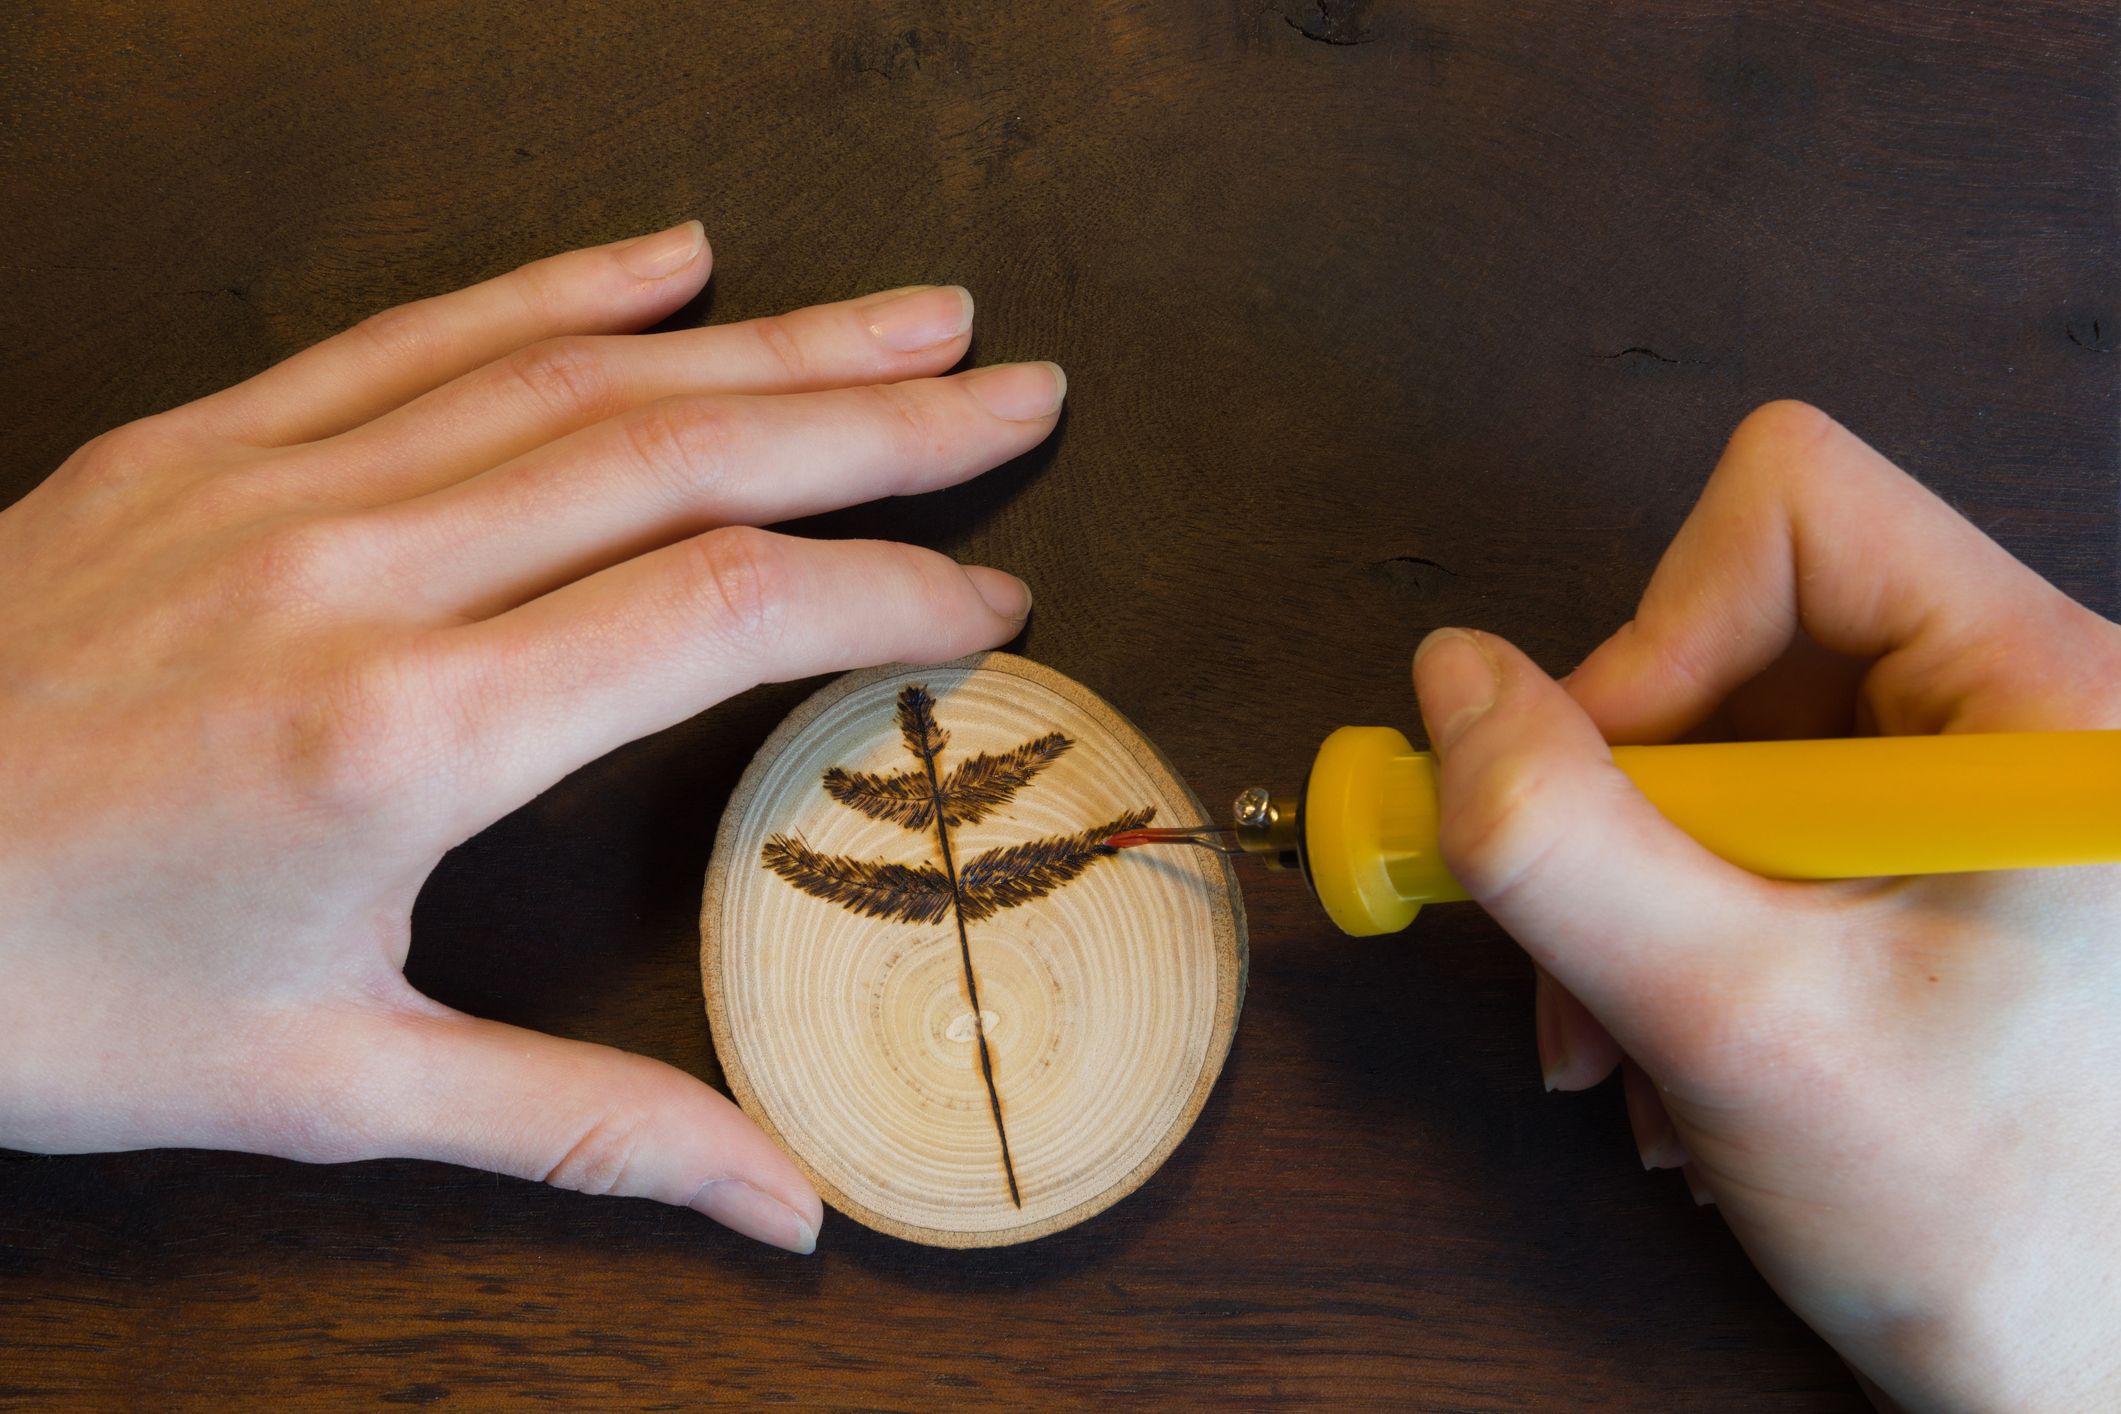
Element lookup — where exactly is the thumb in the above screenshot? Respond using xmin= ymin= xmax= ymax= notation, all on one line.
xmin=1412 ymin=628 xmax=1811 ymax=1076
xmin=340 ymin=1005 xmax=822 ymax=1254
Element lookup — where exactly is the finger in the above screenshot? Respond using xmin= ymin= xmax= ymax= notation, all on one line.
xmin=1566 ymin=401 xmax=2121 ymax=743
xmin=426 ymin=529 xmax=1032 ymax=828
xmin=331 ymin=285 xmax=979 ymax=504
xmin=344 ymin=1005 xmax=821 ymax=1253
xmin=1682 ymin=1162 xmax=1718 ymax=1207
xmin=1656 ymin=626 xmax=1873 ymax=745
xmin=1533 ymin=965 xmax=1622 ymax=1092
xmin=378 ymin=362 xmax=1064 ymax=617
xmin=190 ymin=222 xmax=712 ymax=446
xmin=1624 ymin=1062 xmax=1689 ymax=1170
xmin=1414 ymin=627 xmax=1826 ymax=1079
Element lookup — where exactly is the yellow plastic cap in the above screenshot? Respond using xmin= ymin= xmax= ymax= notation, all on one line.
xmin=1302 ymin=727 xmax=1466 ymax=936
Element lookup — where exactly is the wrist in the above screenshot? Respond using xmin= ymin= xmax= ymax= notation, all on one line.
xmin=1849 ymin=1294 xmax=2121 ymax=1414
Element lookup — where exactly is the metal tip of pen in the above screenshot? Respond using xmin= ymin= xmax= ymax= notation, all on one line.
xmin=1103 ymin=825 xmax=1246 ymax=855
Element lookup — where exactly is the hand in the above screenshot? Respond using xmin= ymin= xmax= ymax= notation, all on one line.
xmin=0 ymin=221 xmax=1061 ymax=1255
xmin=1412 ymin=403 xmax=2121 ymax=1410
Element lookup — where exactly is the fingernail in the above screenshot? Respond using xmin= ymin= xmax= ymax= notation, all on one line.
xmin=966 ymin=567 xmax=1033 ymax=620
xmin=690 ymin=1178 xmax=818 ymax=1255
xmin=864 ymin=285 xmax=975 ymax=353
xmin=1413 ymin=628 xmax=1500 ymax=752
xmin=1683 ymin=1166 xmax=1717 ymax=1207
xmin=1632 ymin=1101 xmax=1686 ymax=1170
xmin=1637 ymin=1129 xmax=1690 ymax=1172
xmin=962 ymin=361 xmax=1066 ymax=421
xmin=1533 ymin=970 xmax=1568 ymax=1093
xmin=616 ymin=220 xmax=706 ymax=280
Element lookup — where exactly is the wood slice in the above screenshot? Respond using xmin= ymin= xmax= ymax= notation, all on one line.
xmin=701 ymin=652 xmax=1247 ymax=1247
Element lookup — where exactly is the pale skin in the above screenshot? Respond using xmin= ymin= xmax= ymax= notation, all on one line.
xmin=1413 ymin=402 xmax=2121 ymax=1411
xmin=0 ymin=225 xmax=2110 ymax=1407
xmin=0 ymin=221 xmax=1060 ymax=1255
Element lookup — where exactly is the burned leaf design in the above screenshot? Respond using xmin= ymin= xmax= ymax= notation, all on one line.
xmin=821 ymin=731 xmax=1072 ymax=831
xmin=897 ymin=682 xmax=948 ymax=762
xmin=760 ymin=682 xmax=1155 ymax=1209
xmin=759 ymin=836 xmax=954 ymax=925
xmin=820 ymin=766 xmax=935 ymax=829
xmin=958 ymin=809 xmax=1153 ymax=923
xmin=937 ymin=733 xmax=1072 ymax=827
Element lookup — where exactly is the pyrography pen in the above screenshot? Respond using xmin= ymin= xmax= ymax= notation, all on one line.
xmin=1104 ymin=728 xmax=2121 ymax=936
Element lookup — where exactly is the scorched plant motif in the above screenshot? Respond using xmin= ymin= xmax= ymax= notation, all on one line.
xmin=762 ymin=683 xmax=1153 ymax=1207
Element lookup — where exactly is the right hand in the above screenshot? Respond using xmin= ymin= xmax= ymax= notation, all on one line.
xmin=1412 ymin=403 xmax=2121 ymax=1411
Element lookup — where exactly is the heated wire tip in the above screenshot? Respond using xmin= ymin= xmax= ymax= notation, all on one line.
xmin=1103 ymin=825 xmax=1244 ymax=855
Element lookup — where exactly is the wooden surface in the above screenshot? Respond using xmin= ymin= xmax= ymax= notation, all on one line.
xmin=704 ymin=654 xmax=1245 ymax=1246
xmin=1 ymin=1 xmax=2114 ymax=1407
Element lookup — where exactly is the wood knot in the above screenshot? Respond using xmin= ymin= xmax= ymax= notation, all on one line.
xmin=945 ymin=1010 xmax=1002 ymax=1043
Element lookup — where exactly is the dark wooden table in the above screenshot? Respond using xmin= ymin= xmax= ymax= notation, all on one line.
xmin=2 ymin=2 xmax=2114 ymax=1407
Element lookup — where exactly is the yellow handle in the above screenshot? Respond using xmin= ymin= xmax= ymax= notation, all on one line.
xmin=1302 ymin=727 xmax=2121 ymax=937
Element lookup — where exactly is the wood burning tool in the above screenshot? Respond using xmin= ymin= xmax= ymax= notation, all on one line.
xmin=1105 ymin=728 xmax=2121 ymax=936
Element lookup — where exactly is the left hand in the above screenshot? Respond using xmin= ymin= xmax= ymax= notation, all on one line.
xmin=0 ymin=221 xmax=1060 ymax=1253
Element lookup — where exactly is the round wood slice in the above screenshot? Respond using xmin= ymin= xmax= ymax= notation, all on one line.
xmin=701 ymin=652 xmax=1247 ymax=1247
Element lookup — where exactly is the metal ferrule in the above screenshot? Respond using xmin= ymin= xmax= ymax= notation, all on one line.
xmin=1231 ymin=786 xmax=1302 ymax=872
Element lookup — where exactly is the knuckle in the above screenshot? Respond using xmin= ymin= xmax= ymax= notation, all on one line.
xmin=59 ymin=414 xmax=225 ymax=497
xmin=222 ymin=515 xmax=373 ymax=605
xmin=508 ymin=253 xmax=573 ymax=321
xmin=504 ymin=336 xmax=616 ymax=421
xmin=172 ymin=453 xmax=312 ymax=529
xmin=348 ymin=300 xmax=437 ymax=366
xmin=117 ymin=410 xmax=210 ymax=460
xmin=1718 ymin=400 xmax=1841 ymax=492
xmin=270 ymin=653 xmax=421 ymax=815
xmin=541 ymin=1109 xmax=647 ymax=1198
xmin=750 ymin=313 xmax=818 ymax=384
xmin=670 ymin=526 xmax=789 ymax=659
xmin=623 ymin=396 xmax=739 ymax=500
xmin=862 ymin=381 xmax=944 ymax=462
xmin=904 ymin=546 xmax=973 ymax=626
xmin=57 ymin=425 xmax=155 ymax=493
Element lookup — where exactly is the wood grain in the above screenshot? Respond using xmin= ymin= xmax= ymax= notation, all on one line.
xmin=703 ymin=654 xmax=1245 ymax=1246
xmin=1 ymin=0 xmax=2114 ymax=1407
